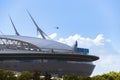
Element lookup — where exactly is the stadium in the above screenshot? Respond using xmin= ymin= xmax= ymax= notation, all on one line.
xmin=0 ymin=13 xmax=99 ymax=76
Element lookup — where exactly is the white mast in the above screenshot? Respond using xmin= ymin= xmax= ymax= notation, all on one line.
xmin=27 ymin=11 xmax=50 ymax=39
xmin=9 ymin=16 xmax=20 ymax=36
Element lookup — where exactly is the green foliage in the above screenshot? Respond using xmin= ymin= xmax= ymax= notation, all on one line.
xmin=0 ymin=69 xmax=17 ymax=80
xmin=4 ymin=70 xmax=17 ymax=80
xmin=1 ymin=69 xmax=120 ymax=80
xmin=92 ymin=75 xmax=107 ymax=80
xmin=79 ymin=76 xmax=91 ymax=80
xmin=17 ymin=71 xmax=33 ymax=80
xmin=33 ymin=70 xmax=41 ymax=80
xmin=63 ymin=74 xmax=91 ymax=80
xmin=63 ymin=74 xmax=79 ymax=80
xmin=92 ymin=71 xmax=120 ymax=80
xmin=0 ymin=69 xmax=6 ymax=80
xmin=63 ymin=71 xmax=120 ymax=80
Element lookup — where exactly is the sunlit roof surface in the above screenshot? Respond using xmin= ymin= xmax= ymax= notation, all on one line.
xmin=0 ymin=35 xmax=72 ymax=50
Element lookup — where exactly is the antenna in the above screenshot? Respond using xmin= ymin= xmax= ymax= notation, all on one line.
xmin=9 ymin=16 xmax=20 ymax=36
xmin=27 ymin=11 xmax=50 ymax=39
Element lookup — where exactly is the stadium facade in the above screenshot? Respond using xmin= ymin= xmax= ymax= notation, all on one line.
xmin=0 ymin=13 xmax=99 ymax=76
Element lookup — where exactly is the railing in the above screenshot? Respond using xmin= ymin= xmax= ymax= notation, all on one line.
xmin=0 ymin=48 xmax=89 ymax=56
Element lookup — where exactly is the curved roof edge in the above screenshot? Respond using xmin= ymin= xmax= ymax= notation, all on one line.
xmin=0 ymin=35 xmax=72 ymax=51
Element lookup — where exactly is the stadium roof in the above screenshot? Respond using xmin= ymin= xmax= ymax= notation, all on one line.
xmin=0 ymin=35 xmax=72 ymax=51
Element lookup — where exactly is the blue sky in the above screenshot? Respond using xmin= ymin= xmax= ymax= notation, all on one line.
xmin=0 ymin=0 xmax=120 ymax=76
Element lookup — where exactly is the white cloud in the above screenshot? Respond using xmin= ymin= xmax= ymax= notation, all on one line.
xmin=93 ymin=34 xmax=104 ymax=46
xmin=37 ymin=33 xmax=57 ymax=39
xmin=37 ymin=35 xmax=41 ymax=38
xmin=58 ymin=34 xmax=110 ymax=48
xmin=49 ymin=33 xmax=57 ymax=39
xmin=106 ymin=39 xmax=111 ymax=43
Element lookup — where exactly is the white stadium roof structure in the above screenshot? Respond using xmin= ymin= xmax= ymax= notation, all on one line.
xmin=0 ymin=35 xmax=72 ymax=53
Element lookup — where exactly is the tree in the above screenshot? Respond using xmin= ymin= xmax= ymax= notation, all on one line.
xmin=0 ymin=69 xmax=16 ymax=80
xmin=17 ymin=71 xmax=33 ymax=80
xmin=63 ymin=74 xmax=79 ymax=80
xmin=33 ymin=70 xmax=41 ymax=80
xmin=92 ymin=76 xmax=107 ymax=80
xmin=4 ymin=70 xmax=17 ymax=80
xmin=0 ymin=69 xmax=6 ymax=80
xmin=79 ymin=76 xmax=91 ymax=80
xmin=91 ymin=71 xmax=120 ymax=80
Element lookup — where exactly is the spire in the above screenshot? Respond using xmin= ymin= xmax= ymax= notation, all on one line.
xmin=73 ymin=40 xmax=78 ymax=52
xmin=9 ymin=16 xmax=20 ymax=36
xmin=27 ymin=11 xmax=49 ymax=39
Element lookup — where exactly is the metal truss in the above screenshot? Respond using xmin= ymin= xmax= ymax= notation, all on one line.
xmin=0 ymin=38 xmax=41 ymax=51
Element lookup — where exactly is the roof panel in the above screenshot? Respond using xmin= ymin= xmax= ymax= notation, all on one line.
xmin=0 ymin=35 xmax=72 ymax=51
